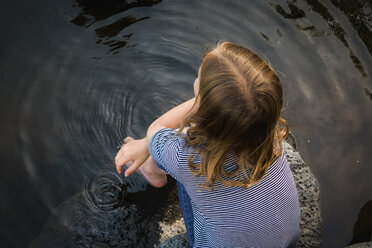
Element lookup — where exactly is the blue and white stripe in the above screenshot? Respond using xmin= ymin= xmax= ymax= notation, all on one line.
xmin=149 ymin=128 xmax=301 ymax=248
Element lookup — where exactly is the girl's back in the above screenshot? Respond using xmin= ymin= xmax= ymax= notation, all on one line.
xmin=150 ymin=128 xmax=301 ymax=247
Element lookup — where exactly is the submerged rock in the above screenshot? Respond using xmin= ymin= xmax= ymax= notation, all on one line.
xmin=29 ymin=193 xmax=163 ymax=248
xmin=29 ymin=175 xmax=182 ymax=248
xmin=157 ymin=134 xmax=323 ymax=247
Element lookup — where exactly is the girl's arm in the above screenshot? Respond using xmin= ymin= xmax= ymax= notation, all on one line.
xmin=146 ymin=97 xmax=197 ymax=144
xmin=115 ymin=97 xmax=198 ymax=178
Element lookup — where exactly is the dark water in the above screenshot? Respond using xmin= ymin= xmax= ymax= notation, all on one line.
xmin=0 ymin=0 xmax=371 ymax=247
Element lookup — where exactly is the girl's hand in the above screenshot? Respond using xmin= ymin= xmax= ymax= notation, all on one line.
xmin=115 ymin=137 xmax=150 ymax=177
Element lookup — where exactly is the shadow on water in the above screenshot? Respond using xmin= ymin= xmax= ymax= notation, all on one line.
xmin=271 ymin=0 xmax=368 ymax=77
xmin=70 ymin=0 xmax=162 ymax=55
xmin=349 ymin=200 xmax=372 ymax=245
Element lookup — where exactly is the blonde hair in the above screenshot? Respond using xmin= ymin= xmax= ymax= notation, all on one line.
xmin=179 ymin=41 xmax=288 ymax=190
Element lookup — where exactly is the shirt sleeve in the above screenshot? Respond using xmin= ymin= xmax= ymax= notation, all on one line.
xmin=149 ymin=128 xmax=184 ymax=181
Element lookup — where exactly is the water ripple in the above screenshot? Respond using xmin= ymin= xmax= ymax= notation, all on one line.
xmin=83 ymin=170 xmax=127 ymax=212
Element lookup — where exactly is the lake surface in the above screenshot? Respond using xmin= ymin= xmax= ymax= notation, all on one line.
xmin=0 ymin=0 xmax=371 ymax=247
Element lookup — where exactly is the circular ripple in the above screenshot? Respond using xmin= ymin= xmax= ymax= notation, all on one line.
xmin=84 ymin=171 xmax=127 ymax=212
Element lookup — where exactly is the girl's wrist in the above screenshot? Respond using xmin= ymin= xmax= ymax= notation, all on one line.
xmin=141 ymin=137 xmax=150 ymax=156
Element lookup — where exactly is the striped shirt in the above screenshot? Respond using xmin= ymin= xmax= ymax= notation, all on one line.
xmin=149 ymin=128 xmax=301 ymax=248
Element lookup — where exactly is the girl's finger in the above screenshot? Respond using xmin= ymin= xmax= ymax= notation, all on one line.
xmin=115 ymin=155 xmax=131 ymax=174
xmin=124 ymin=136 xmax=134 ymax=144
xmin=116 ymin=160 xmax=124 ymax=174
xmin=124 ymin=161 xmax=141 ymax=177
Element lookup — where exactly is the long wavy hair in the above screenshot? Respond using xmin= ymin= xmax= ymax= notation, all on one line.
xmin=178 ymin=41 xmax=289 ymax=190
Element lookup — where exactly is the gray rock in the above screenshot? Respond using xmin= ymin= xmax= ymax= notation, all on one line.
xmin=347 ymin=241 xmax=372 ymax=247
xmin=157 ymin=136 xmax=323 ymax=248
xmin=283 ymin=138 xmax=322 ymax=248
xmin=157 ymin=233 xmax=190 ymax=248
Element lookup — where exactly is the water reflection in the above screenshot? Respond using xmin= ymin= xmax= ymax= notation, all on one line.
xmin=273 ymin=0 xmax=368 ymax=77
xmin=365 ymin=88 xmax=372 ymax=101
xmin=71 ymin=0 xmax=162 ymax=54
xmin=329 ymin=0 xmax=372 ymax=56
xmin=71 ymin=0 xmax=161 ymax=25
xmin=274 ymin=2 xmax=305 ymax=19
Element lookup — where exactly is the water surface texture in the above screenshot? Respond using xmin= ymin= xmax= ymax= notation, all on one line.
xmin=0 ymin=0 xmax=371 ymax=247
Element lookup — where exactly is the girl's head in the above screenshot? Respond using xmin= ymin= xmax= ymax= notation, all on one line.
xmin=181 ymin=41 xmax=288 ymax=189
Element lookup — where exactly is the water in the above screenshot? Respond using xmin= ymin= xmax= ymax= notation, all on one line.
xmin=0 ymin=0 xmax=371 ymax=247
xmin=83 ymin=171 xmax=128 ymax=212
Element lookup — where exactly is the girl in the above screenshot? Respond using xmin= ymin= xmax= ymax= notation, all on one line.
xmin=115 ymin=41 xmax=301 ymax=247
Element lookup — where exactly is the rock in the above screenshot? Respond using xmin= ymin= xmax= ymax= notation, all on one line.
xmin=29 ymin=175 xmax=181 ymax=248
xmin=157 ymin=135 xmax=323 ymax=248
xmin=347 ymin=241 xmax=372 ymax=248
xmin=157 ymin=233 xmax=190 ymax=248
xmin=29 ymin=192 xmax=163 ymax=248
xmin=283 ymin=137 xmax=322 ymax=248
xmin=158 ymin=218 xmax=186 ymax=244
